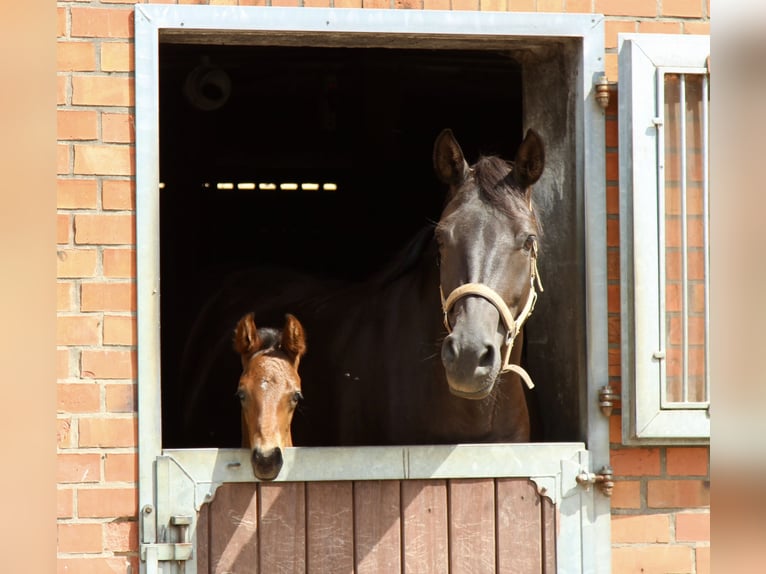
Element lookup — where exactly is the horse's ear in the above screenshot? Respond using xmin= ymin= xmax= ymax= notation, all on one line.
xmin=281 ymin=313 xmax=307 ymax=369
xmin=233 ymin=312 xmax=262 ymax=358
xmin=511 ymin=129 xmax=545 ymax=189
xmin=433 ymin=128 xmax=470 ymax=186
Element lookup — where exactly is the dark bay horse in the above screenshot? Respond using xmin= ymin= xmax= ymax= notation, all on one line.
xmin=179 ymin=128 xmax=545 ymax=447
xmin=232 ymin=312 xmax=306 ymax=479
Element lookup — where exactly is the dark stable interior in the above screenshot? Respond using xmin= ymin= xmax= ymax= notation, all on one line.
xmin=158 ymin=42 xmax=525 ymax=448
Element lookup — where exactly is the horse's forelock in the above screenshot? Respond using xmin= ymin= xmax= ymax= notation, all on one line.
xmin=472 ymin=156 xmax=537 ymax=227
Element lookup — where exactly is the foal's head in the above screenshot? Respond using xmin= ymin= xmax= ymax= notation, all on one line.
xmin=434 ymin=128 xmax=545 ymax=399
xmin=233 ymin=312 xmax=307 ymax=480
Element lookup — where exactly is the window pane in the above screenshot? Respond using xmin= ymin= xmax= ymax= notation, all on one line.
xmin=663 ymin=72 xmax=709 ymax=406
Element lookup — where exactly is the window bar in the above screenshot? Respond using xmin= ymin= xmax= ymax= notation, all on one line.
xmin=679 ymin=73 xmax=689 ymax=403
xmin=656 ymin=68 xmax=668 ymax=404
xmin=702 ymin=73 xmax=710 ymax=404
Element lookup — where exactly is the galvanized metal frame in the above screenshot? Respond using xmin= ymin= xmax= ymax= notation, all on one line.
xmin=135 ymin=5 xmax=609 ymax=572
xmin=618 ymin=33 xmax=711 ymax=445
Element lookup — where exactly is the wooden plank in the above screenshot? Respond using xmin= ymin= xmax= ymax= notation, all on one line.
xmin=449 ymin=478 xmax=496 ymax=574
xmin=541 ymin=494 xmax=557 ymax=574
xmin=401 ymin=479 xmax=448 ymax=574
xmin=208 ymin=483 xmax=259 ymax=574
xmin=496 ymin=479 xmax=543 ymax=573
xmin=354 ymin=480 xmax=402 ymax=574
xmin=196 ymin=500 xmax=210 ymax=574
xmin=306 ymin=481 xmax=354 ymax=574
xmin=259 ymin=482 xmax=306 ymax=574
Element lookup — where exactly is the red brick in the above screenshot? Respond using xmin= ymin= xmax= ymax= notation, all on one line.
xmin=58 ymin=109 xmax=98 ymax=140
xmin=662 ymin=0 xmax=703 ymax=17
xmin=73 ymin=143 xmax=133 ymax=176
xmin=595 ymin=0 xmax=656 ymax=17
xmin=72 ymin=76 xmax=133 ymax=107
xmin=101 ymin=42 xmax=133 ymax=72
xmin=57 ymin=557 xmax=132 ymax=574
xmin=509 ymin=0 xmax=535 ymax=9
xmin=57 ymin=315 xmax=101 ymax=346
xmin=608 ymin=347 xmax=620 ymax=378
xmin=70 ymin=7 xmax=133 ymax=38
xmin=607 ymin=283 xmax=620 ymax=313
xmin=638 ymin=20 xmax=683 ymax=35
xmin=611 ymin=480 xmax=641 ymax=509
xmin=58 ymin=349 xmax=71 ymax=379
xmin=58 ymin=76 xmax=68 ymax=105
xmin=58 ymin=522 xmax=103 ymax=553
xmin=684 ymin=21 xmax=710 ymax=35
xmin=77 ymin=487 xmax=138 ymax=519
xmin=103 ymin=314 xmax=135 ymax=345
xmin=696 ymin=546 xmax=710 ymax=574
xmin=606 ymin=217 xmax=619 ymax=247
xmin=58 ymin=383 xmax=101 ymax=413
xmin=58 ymin=418 xmax=75 ymax=449
xmin=58 ymin=6 xmax=67 ymax=37
xmin=104 ymin=521 xmax=138 ymax=552
xmin=676 ymin=511 xmax=710 ymax=541
xmin=304 ymin=0 xmax=332 ymax=5
xmin=423 ymin=0 xmax=450 ymax=8
xmin=612 ymin=545 xmax=693 ymax=574
xmin=74 ymin=213 xmax=135 ymax=245
xmin=566 ymin=0 xmax=592 ymax=12
xmin=537 ymin=0 xmax=564 ymax=11
xmin=608 ymin=315 xmax=620 ymax=345
xmin=81 ymin=283 xmax=135 ymax=312
xmin=605 ymin=116 xmax=618 ymax=148
xmin=58 ymin=214 xmax=71 ymax=244
xmin=104 ymin=453 xmax=138 ymax=482
xmin=647 ymin=479 xmax=710 ymax=508
xmin=78 ymin=417 xmax=137 ymax=448
xmin=102 ymin=180 xmax=135 ymax=210
xmin=57 ymin=248 xmax=98 ymax=278
xmin=103 ymin=249 xmax=135 ymax=278
xmin=58 ymin=488 xmax=74 ymax=519
xmin=58 ymin=282 xmax=74 ymax=312
xmin=102 ymin=113 xmax=134 ymax=143
xmin=58 ymin=178 xmax=98 ymax=209
xmin=611 ymin=447 xmax=661 ymax=476
xmin=57 ymin=453 xmax=101 ymax=483
xmin=81 ymin=349 xmax=136 ymax=379
xmin=605 ymin=53 xmax=618 ymax=83
xmin=611 ymin=514 xmax=671 ymax=543
xmin=606 ymin=150 xmax=618 ymax=182
xmin=606 ymin=246 xmax=619 ymax=277
xmin=666 ymin=446 xmax=709 ymax=476
xmin=58 ymin=143 xmax=70 ymax=174
xmin=57 ymin=41 xmax=96 ymax=71
xmin=609 ymin=414 xmax=621 ymax=444
xmin=479 ymin=0 xmax=506 ymax=10
xmin=105 ymin=384 xmax=136 ymax=413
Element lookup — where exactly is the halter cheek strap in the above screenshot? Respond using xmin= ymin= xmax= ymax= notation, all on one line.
xmin=440 ymin=251 xmax=543 ymax=389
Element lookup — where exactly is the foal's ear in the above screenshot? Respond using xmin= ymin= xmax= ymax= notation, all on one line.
xmin=233 ymin=312 xmax=262 ymax=358
xmin=433 ymin=128 xmax=470 ymax=186
xmin=281 ymin=313 xmax=307 ymax=369
xmin=511 ymin=129 xmax=545 ymax=189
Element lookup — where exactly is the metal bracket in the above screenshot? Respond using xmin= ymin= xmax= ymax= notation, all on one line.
xmin=576 ymin=464 xmax=614 ymax=497
xmin=598 ymin=384 xmax=620 ymax=417
xmin=140 ymin=514 xmax=193 ymax=562
xmin=595 ymin=74 xmax=609 ymax=109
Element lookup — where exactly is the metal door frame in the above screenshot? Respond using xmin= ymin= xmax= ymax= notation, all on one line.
xmin=135 ymin=6 xmax=610 ymax=573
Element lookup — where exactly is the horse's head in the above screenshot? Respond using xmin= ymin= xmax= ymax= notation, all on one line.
xmin=233 ymin=312 xmax=307 ymax=480
xmin=434 ymin=128 xmax=545 ymax=399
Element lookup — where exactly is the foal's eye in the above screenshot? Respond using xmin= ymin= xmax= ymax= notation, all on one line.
xmin=523 ymin=235 xmax=537 ymax=253
xmin=291 ymin=391 xmax=303 ymax=405
xmin=235 ymin=389 xmax=246 ymax=403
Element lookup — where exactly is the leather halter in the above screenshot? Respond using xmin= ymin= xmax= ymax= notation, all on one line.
xmin=440 ymin=244 xmax=543 ymax=389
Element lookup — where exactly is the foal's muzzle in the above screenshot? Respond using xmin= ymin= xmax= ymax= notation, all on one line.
xmin=251 ymin=446 xmax=283 ymax=481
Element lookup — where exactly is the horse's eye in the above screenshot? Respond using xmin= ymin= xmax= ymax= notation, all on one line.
xmin=523 ymin=235 xmax=537 ymax=253
xmin=292 ymin=391 xmax=303 ymax=404
xmin=235 ymin=389 xmax=246 ymax=403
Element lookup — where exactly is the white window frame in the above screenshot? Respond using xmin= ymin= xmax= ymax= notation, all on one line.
xmin=618 ymin=33 xmax=711 ymax=444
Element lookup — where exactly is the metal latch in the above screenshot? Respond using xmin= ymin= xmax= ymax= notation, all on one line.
xmin=576 ymin=464 xmax=614 ymax=497
xmin=140 ymin=511 xmax=193 ymax=562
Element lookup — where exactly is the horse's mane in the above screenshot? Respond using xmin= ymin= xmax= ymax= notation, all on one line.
xmin=366 ymin=224 xmax=437 ymax=287
xmin=473 ymin=155 xmax=540 ymax=234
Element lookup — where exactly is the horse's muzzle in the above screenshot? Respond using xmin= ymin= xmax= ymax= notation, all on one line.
xmin=441 ymin=332 xmax=499 ymax=399
xmin=251 ymin=446 xmax=284 ymax=481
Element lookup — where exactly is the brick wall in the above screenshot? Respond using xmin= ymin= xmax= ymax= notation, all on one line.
xmin=56 ymin=1 xmax=710 ymax=572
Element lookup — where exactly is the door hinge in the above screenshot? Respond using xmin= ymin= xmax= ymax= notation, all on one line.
xmin=595 ymin=74 xmax=610 ymax=109
xmin=140 ymin=512 xmax=193 ymax=562
xmin=576 ymin=464 xmax=614 ymax=497
xmin=598 ymin=384 xmax=619 ymax=417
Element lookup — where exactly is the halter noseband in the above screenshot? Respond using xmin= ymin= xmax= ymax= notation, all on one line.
xmin=439 ymin=246 xmax=543 ymax=389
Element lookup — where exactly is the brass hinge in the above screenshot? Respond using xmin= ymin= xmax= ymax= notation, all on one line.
xmin=598 ymin=384 xmax=620 ymax=417
xmin=576 ymin=464 xmax=614 ymax=497
xmin=595 ymin=74 xmax=610 ymax=109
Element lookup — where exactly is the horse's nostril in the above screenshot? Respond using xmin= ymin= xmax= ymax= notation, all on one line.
xmin=442 ymin=336 xmax=458 ymax=365
xmin=478 ymin=344 xmax=495 ymax=369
